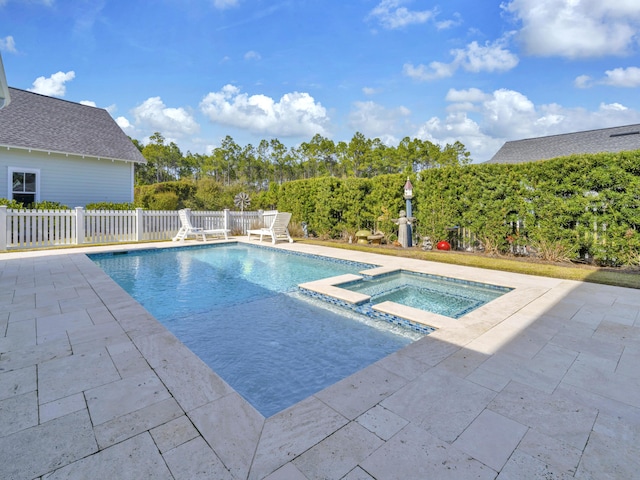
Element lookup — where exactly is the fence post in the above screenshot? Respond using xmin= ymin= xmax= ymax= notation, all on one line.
xmin=135 ymin=208 xmax=144 ymax=242
xmin=0 ymin=206 xmax=7 ymax=250
xmin=258 ymin=209 xmax=264 ymax=227
xmin=223 ymin=208 xmax=230 ymax=232
xmin=75 ymin=207 xmax=85 ymax=245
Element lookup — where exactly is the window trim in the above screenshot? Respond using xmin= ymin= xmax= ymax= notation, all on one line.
xmin=8 ymin=166 xmax=41 ymax=204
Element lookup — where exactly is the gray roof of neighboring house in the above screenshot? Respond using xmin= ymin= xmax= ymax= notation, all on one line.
xmin=0 ymin=87 xmax=146 ymax=163
xmin=486 ymin=124 xmax=640 ymax=164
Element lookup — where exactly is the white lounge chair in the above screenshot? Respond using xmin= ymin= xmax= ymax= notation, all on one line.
xmin=172 ymin=209 xmax=229 ymax=242
xmin=247 ymin=211 xmax=294 ymax=244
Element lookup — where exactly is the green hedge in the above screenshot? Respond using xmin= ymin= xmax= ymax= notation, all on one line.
xmin=85 ymin=202 xmax=136 ymax=210
xmin=267 ymin=151 xmax=640 ymax=266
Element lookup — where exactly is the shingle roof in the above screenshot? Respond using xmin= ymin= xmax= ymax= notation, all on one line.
xmin=0 ymin=87 xmax=146 ymax=163
xmin=486 ymin=124 xmax=640 ymax=164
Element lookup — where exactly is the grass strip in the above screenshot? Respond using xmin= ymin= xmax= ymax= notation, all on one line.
xmin=299 ymin=240 xmax=640 ymax=290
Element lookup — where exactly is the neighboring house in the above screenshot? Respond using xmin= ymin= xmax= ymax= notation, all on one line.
xmin=487 ymin=124 xmax=640 ymax=164
xmin=0 ymin=87 xmax=146 ymax=207
xmin=0 ymin=53 xmax=9 ymax=109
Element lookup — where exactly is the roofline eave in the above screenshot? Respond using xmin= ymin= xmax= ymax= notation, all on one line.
xmin=0 ymin=143 xmax=147 ymax=164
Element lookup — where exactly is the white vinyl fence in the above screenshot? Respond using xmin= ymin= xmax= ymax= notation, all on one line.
xmin=0 ymin=206 xmax=265 ymax=251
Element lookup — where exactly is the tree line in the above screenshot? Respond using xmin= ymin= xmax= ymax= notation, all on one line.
xmin=133 ymin=132 xmax=471 ymax=187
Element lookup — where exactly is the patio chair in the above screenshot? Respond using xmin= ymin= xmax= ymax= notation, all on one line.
xmin=172 ymin=209 xmax=229 ymax=242
xmin=247 ymin=211 xmax=294 ymax=244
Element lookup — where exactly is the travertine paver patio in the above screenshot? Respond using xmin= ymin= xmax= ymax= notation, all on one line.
xmin=1 ymin=240 xmax=639 ymax=479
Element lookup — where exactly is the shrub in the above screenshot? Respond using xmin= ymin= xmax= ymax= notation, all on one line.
xmin=0 ymin=198 xmax=24 ymax=208
xmin=147 ymin=191 xmax=180 ymax=210
xmin=86 ymin=202 xmax=136 ymax=210
xmin=30 ymin=201 xmax=69 ymax=210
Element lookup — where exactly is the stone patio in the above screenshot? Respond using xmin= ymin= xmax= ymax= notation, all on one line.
xmin=1 ymin=240 xmax=639 ymax=479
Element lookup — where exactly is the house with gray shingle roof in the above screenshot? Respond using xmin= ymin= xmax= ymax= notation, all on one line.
xmin=486 ymin=124 xmax=640 ymax=164
xmin=0 ymin=54 xmax=9 ymax=109
xmin=0 ymin=87 xmax=145 ymax=207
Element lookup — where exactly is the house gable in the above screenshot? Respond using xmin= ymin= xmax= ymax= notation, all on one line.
xmin=0 ymin=87 xmax=145 ymax=164
xmin=0 ymin=54 xmax=9 ymax=109
xmin=487 ymin=124 xmax=640 ymax=164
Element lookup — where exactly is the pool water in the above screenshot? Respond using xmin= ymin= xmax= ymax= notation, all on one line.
xmin=90 ymin=244 xmax=416 ymax=417
xmin=341 ymin=271 xmax=512 ymax=319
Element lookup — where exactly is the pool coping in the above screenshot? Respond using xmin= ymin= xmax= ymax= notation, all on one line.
xmin=1 ymin=237 xmax=639 ymax=479
xmin=299 ymin=267 xmax=513 ymax=331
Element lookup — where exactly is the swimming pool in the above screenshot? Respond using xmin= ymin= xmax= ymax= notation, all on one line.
xmin=90 ymin=244 xmax=417 ymax=417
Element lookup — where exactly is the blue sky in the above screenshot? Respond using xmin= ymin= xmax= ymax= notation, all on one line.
xmin=1 ymin=0 xmax=640 ymax=162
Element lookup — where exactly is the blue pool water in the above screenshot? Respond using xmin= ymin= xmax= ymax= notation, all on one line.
xmin=340 ymin=271 xmax=512 ymax=319
xmin=90 ymin=244 xmax=416 ymax=417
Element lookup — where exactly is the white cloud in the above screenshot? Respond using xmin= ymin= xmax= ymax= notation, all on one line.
xmin=348 ymin=101 xmax=410 ymax=141
xmin=403 ymin=61 xmax=456 ymax=80
xmin=244 ymin=50 xmax=261 ymax=61
xmin=212 ymin=0 xmax=238 ymax=9
xmin=575 ymin=67 xmax=640 ymax=88
xmin=28 ymin=71 xmax=75 ymax=97
xmin=115 ymin=116 xmax=133 ymax=131
xmin=404 ymin=38 xmax=518 ymax=81
xmin=80 ymin=100 xmax=97 ymax=107
xmin=362 ymin=87 xmax=380 ymax=95
xmin=445 ymin=88 xmax=490 ymax=103
xmin=435 ymin=12 xmax=462 ymax=31
xmin=603 ymin=67 xmax=640 ymax=87
xmin=574 ymin=74 xmax=592 ymax=89
xmin=503 ymin=0 xmax=640 ymax=58
xmin=416 ymin=113 xmax=504 ymax=163
xmin=457 ymin=40 xmax=519 ymax=73
xmin=131 ymin=97 xmax=200 ymax=138
xmin=0 ymin=35 xmax=16 ymax=53
xmin=199 ymin=84 xmax=330 ymax=137
xmin=416 ymin=87 xmax=640 ymax=162
xmin=368 ymin=0 xmax=436 ymax=29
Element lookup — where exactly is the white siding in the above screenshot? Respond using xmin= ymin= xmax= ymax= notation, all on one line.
xmin=1 ymin=149 xmax=134 ymax=207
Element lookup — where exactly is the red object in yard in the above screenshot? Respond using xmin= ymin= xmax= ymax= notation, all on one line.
xmin=436 ymin=240 xmax=451 ymax=251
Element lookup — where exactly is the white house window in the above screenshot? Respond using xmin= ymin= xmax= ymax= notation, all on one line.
xmin=9 ymin=167 xmax=40 ymax=206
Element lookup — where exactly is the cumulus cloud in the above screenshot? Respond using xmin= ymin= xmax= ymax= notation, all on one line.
xmin=416 ymin=113 xmax=504 ymax=164
xmin=131 ymin=97 xmax=200 ymax=138
xmin=348 ymin=101 xmax=410 ymax=142
xmin=0 ymin=35 xmax=16 ymax=53
xmin=199 ymin=84 xmax=330 ymax=137
xmin=115 ymin=116 xmax=133 ymax=131
xmin=459 ymin=40 xmax=519 ymax=72
xmin=28 ymin=71 xmax=75 ymax=97
xmin=404 ymin=38 xmax=518 ymax=80
xmin=575 ymin=67 xmax=640 ymax=88
xmin=368 ymin=0 xmax=436 ymax=29
xmin=79 ymin=100 xmax=97 ymax=107
xmin=445 ymin=87 xmax=490 ymax=104
xmin=416 ymin=87 xmax=640 ymax=162
xmin=503 ymin=0 xmax=640 ymax=58
xmin=603 ymin=67 xmax=640 ymax=87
